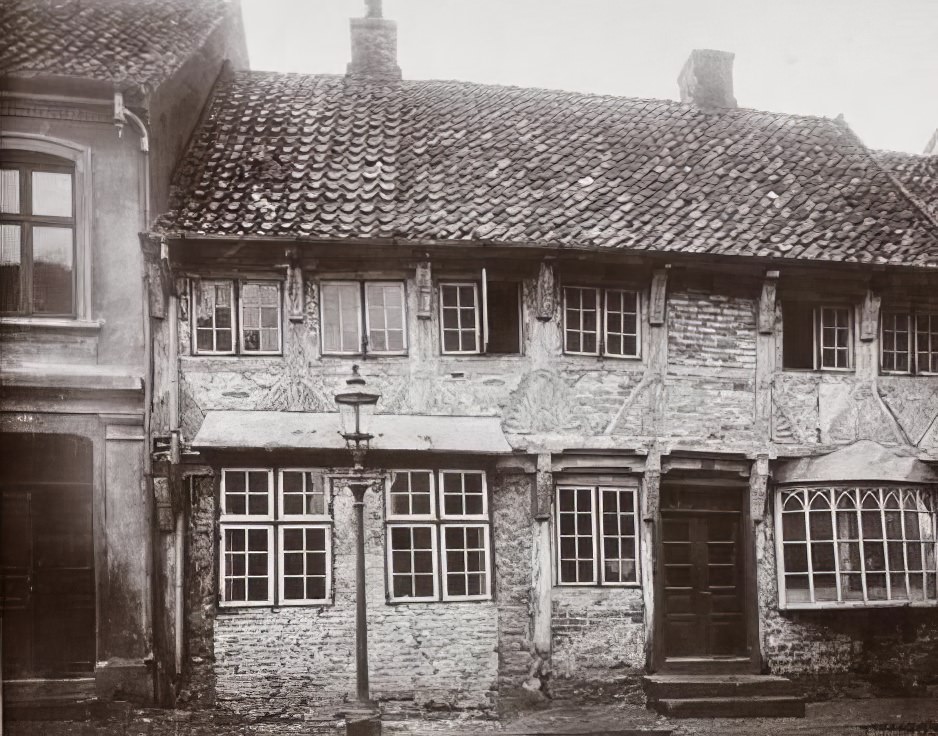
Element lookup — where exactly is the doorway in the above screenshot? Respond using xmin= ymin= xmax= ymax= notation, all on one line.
xmin=1 ymin=433 xmax=95 ymax=679
xmin=657 ymin=480 xmax=748 ymax=667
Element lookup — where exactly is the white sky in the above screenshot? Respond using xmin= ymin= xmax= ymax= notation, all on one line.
xmin=242 ymin=0 xmax=938 ymax=154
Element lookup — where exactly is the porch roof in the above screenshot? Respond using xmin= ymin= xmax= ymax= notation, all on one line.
xmin=191 ymin=410 xmax=513 ymax=455
xmin=774 ymin=440 xmax=938 ymax=485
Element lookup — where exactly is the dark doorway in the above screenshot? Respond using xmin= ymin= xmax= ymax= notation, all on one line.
xmin=1 ymin=433 xmax=95 ymax=679
xmin=658 ymin=481 xmax=747 ymax=663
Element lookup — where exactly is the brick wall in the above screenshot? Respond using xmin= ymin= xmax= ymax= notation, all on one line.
xmin=667 ymin=290 xmax=757 ymax=369
xmin=550 ymin=587 xmax=645 ymax=702
xmin=188 ymin=471 xmax=536 ymax=719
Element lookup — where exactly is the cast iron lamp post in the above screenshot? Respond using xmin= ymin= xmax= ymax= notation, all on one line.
xmin=334 ymin=365 xmax=380 ymax=706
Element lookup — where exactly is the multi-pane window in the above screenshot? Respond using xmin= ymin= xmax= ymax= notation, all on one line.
xmin=881 ymin=310 xmax=938 ymax=375
xmin=555 ymin=485 xmax=639 ymax=585
xmin=219 ymin=469 xmax=331 ymax=607
xmin=193 ymin=279 xmax=282 ymax=355
xmin=782 ymin=303 xmax=853 ymax=370
xmin=563 ymin=286 xmax=641 ymax=358
xmin=385 ymin=470 xmax=491 ymax=602
xmin=1 ymin=152 xmax=75 ymax=316
xmin=320 ymin=280 xmax=406 ymax=355
xmin=438 ymin=280 xmax=522 ymax=355
xmin=777 ymin=486 xmax=938 ymax=608
xmin=440 ymin=283 xmax=481 ymax=354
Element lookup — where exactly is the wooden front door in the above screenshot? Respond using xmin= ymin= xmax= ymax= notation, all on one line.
xmin=1 ymin=434 xmax=95 ymax=679
xmin=659 ymin=483 xmax=747 ymax=661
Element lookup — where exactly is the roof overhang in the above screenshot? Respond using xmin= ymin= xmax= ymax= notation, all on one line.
xmin=191 ymin=410 xmax=513 ymax=455
xmin=775 ymin=440 xmax=938 ymax=485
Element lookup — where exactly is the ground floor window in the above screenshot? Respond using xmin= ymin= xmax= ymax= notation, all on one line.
xmin=385 ymin=469 xmax=492 ymax=602
xmin=776 ymin=485 xmax=938 ymax=608
xmin=219 ymin=469 xmax=332 ymax=607
xmin=555 ymin=484 xmax=640 ymax=586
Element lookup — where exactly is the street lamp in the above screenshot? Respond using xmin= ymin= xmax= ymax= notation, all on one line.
xmin=334 ymin=365 xmax=381 ymax=719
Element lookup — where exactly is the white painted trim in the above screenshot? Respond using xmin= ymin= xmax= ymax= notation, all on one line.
xmin=438 ymin=469 xmax=488 ymax=520
xmin=562 ymin=286 xmax=601 ymax=356
xmin=555 ymin=484 xmax=599 ymax=585
xmin=319 ymin=280 xmax=363 ymax=355
xmin=277 ymin=524 xmax=333 ymax=605
xmin=602 ymin=288 xmax=642 ymax=359
xmin=239 ymin=280 xmax=283 ymax=356
xmin=218 ymin=524 xmax=274 ymax=607
xmin=363 ymin=280 xmax=408 ymax=356
xmin=439 ymin=281 xmax=481 ymax=355
xmin=191 ymin=278 xmax=237 ymax=355
xmin=386 ymin=523 xmax=440 ymax=603
xmin=385 ymin=469 xmax=437 ymax=521
xmin=278 ymin=468 xmax=331 ymax=521
xmin=220 ymin=468 xmax=274 ymax=521
xmin=440 ymin=523 xmax=492 ymax=601
xmin=1 ymin=133 xmax=93 ymax=320
xmin=597 ymin=485 xmax=641 ymax=586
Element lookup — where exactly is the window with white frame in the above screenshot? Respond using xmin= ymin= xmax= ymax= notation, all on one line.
xmin=193 ymin=279 xmax=282 ymax=355
xmin=562 ymin=286 xmax=641 ymax=358
xmin=776 ymin=485 xmax=938 ymax=608
xmin=881 ymin=310 xmax=938 ymax=375
xmin=782 ymin=302 xmax=853 ymax=370
xmin=555 ymin=485 xmax=639 ymax=585
xmin=320 ymin=280 xmax=406 ymax=356
xmin=385 ymin=469 xmax=491 ymax=602
xmin=438 ymin=280 xmax=522 ymax=355
xmin=219 ymin=469 xmax=331 ymax=606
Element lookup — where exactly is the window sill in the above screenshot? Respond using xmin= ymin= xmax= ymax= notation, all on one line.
xmin=781 ymin=600 xmax=935 ymax=611
xmin=781 ymin=368 xmax=855 ymax=374
xmin=0 ymin=316 xmax=104 ymax=332
xmin=385 ymin=597 xmax=494 ymax=605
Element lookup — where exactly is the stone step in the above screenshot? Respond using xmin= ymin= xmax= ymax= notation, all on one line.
xmin=644 ymin=674 xmax=802 ymax=700
xmin=659 ymin=657 xmax=751 ymax=674
xmin=651 ymin=695 xmax=806 ymax=718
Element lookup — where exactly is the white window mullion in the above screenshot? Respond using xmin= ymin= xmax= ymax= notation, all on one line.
xmin=829 ymin=487 xmax=842 ymax=603
xmin=899 ymin=489 xmax=912 ymax=601
xmin=856 ymin=488 xmax=869 ymax=603
xmin=804 ymin=495 xmax=815 ymax=604
xmin=879 ymin=487 xmax=892 ymax=601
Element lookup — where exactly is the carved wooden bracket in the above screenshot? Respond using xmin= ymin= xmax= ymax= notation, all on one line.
xmin=749 ymin=454 xmax=770 ymax=523
xmin=758 ymin=270 xmax=779 ymax=334
xmin=416 ymin=261 xmax=433 ymax=319
xmin=286 ymin=258 xmax=305 ymax=323
xmin=178 ymin=277 xmax=190 ymax=322
xmin=535 ymin=259 xmax=556 ymax=322
xmin=860 ymin=289 xmax=881 ymax=342
xmin=649 ymin=267 xmax=669 ymax=326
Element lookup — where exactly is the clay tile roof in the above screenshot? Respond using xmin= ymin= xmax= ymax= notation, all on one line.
xmin=877 ymin=151 xmax=938 ymax=222
xmin=158 ymin=71 xmax=938 ymax=268
xmin=1 ymin=0 xmax=233 ymax=88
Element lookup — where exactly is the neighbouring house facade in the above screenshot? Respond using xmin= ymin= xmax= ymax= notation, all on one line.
xmin=143 ymin=5 xmax=938 ymax=722
xmin=0 ymin=0 xmax=247 ymax=707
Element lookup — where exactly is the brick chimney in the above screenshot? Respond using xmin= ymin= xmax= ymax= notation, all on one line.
xmin=347 ymin=0 xmax=402 ymax=81
xmin=678 ymin=49 xmax=737 ymax=109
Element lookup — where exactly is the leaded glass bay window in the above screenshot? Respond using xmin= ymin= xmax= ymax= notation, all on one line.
xmin=776 ymin=485 xmax=938 ymax=608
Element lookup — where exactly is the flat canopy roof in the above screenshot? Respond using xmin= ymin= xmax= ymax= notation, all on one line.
xmin=775 ymin=440 xmax=938 ymax=484
xmin=191 ymin=411 xmax=513 ymax=455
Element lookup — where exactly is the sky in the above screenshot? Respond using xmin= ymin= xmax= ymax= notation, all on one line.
xmin=241 ymin=0 xmax=938 ymax=154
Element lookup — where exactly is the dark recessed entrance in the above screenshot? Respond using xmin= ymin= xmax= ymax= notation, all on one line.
xmin=658 ymin=480 xmax=747 ymax=667
xmin=1 ymin=433 xmax=95 ymax=679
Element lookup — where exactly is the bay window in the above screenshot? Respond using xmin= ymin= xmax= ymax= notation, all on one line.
xmin=776 ymin=485 xmax=938 ymax=608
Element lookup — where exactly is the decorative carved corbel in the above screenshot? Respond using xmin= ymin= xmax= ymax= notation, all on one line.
xmin=649 ymin=267 xmax=669 ymax=326
xmin=286 ymin=250 xmax=305 ymax=323
xmin=416 ymin=261 xmax=433 ymax=319
xmin=759 ymin=270 xmax=779 ymax=334
xmin=749 ymin=454 xmax=770 ymax=523
xmin=535 ymin=259 xmax=556 ymax=322
xmin=860 ymin=289 xmax=881 ymax=342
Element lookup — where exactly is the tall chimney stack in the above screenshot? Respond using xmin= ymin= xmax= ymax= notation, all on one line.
xmin=347 ymin=0 xmax=402 ymax=81
xmin=678 ymin=49 xmax=737 ymax=109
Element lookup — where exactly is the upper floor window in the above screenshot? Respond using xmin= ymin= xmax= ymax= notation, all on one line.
xmin=782 ymin=303 xmax=853 ymax=371
xmin=777 ymin=485 xmax=937 ymax=609
xmin=321 ymin=280 xmax=407 ymax=356
xmin=439 ymin=279 xmax=522 ymax=355
xmin=1 ymin=152 xmax=75 ymax=316
xmin=385 ymin=469 xmax=491 ymax=602
xmin=219 ymin=469 xmax=331 ymax=607
xmin=193 ymin=279 xmax=282 ymax=356
xmin=562 ymin=286 xmax=640 ymax=358
xmin=881 ymin=310 xmax=938 ymax=375
xmin=555 ymin=484 xmax=640 ymax=586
